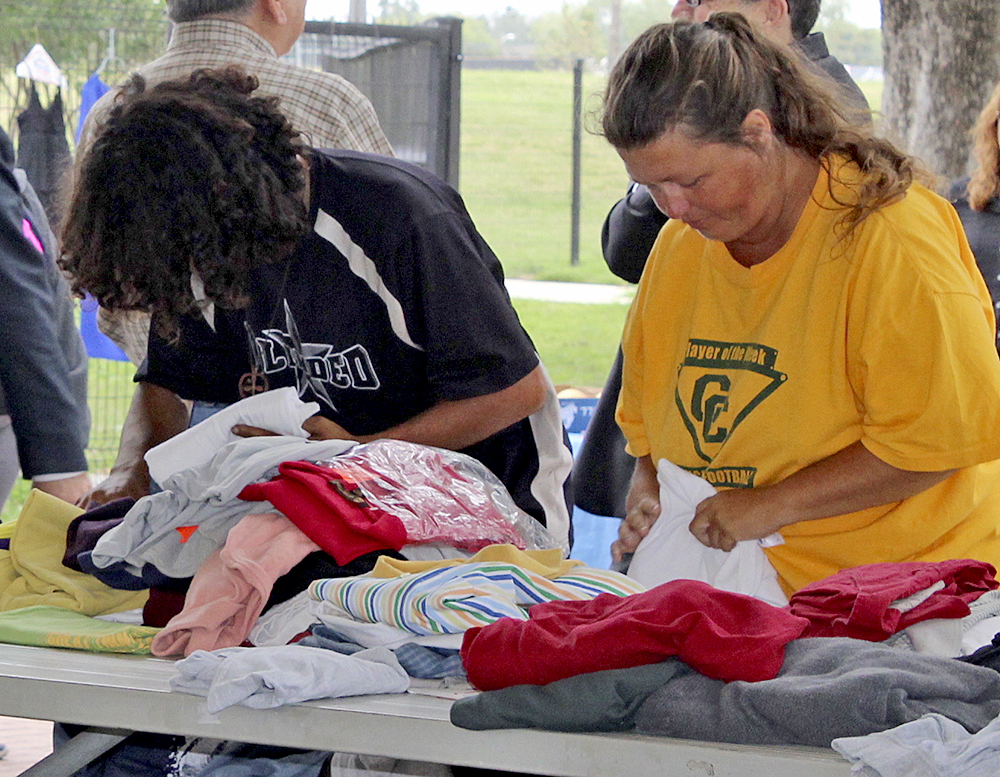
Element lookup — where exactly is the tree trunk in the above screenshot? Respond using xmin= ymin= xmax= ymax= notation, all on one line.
xmin=608 ymin=0 xmax=623 ymax=67
xmin=349 ymin=0 xmax=366 ymax=22
xmin=881 ymin=0 xmax=1000 ymax=185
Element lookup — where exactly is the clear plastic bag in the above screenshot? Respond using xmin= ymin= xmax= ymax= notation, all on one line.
xmin=311 ymin=439 xmax=559 ymax=552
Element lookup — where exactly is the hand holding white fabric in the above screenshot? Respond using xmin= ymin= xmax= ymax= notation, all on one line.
xmin=626 ymin=459 xmax=787 ymax=606
xmin=145 ymin=387 xmax=320 ymax=485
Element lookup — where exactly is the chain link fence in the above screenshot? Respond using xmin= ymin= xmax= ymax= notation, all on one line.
xmin=1 ymin=3 xmax=172 ymax=147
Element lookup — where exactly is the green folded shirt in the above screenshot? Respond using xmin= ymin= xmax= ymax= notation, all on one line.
xmin=0 ymin=605 xmax=160 ymax=654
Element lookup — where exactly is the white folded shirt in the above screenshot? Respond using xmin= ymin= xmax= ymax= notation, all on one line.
xmin=145 ymin=387 xmax=320 ymax=485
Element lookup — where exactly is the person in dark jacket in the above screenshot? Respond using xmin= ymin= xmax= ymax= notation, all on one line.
xmin=950 ymin=78 xmax=1000 ymax=352
xmin=0 ymin=126 xmax=90 ymax=512
xmin=574 ymin=2 xmax=870 ymax=521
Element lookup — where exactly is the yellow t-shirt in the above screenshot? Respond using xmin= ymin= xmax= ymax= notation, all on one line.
xmin=618 ymin=159 xmax=1000 ymax=594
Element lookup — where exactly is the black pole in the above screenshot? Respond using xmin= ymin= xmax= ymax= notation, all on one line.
xmin=571 ymin=58 xmax=583 ymax=266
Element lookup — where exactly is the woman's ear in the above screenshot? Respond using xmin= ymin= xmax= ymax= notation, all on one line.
xmin=741 ymin=109 xmax=775 ymax=149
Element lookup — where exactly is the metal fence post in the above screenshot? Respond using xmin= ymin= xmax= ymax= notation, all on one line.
xmin=571 ymin=58 xmax=583 ymax=266
xmin=348 ymin=0 xmax=366 ymax=23
xmin=437 ymin=16 xmax=463 ymax=190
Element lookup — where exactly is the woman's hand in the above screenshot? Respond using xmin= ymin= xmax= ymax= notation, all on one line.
xmin=689 ymin=487 xmax=787 ymax=551
xmin=687 ymin=441 xmax=958 ymax=551
xmin=612 ymin=455 xmax=660 ymax=562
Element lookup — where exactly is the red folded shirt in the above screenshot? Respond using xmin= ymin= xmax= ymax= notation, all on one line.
xmin=787 ymin=559 xmax=998 ymax=640
xmin=461 ymin=580 xmax=811 ymax=690
xmin=239 ymin=460 xmax=407 ymax=565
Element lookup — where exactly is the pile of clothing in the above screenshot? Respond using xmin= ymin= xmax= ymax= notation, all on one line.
xmin=5 ymin=431 xmax=1000 ymax=777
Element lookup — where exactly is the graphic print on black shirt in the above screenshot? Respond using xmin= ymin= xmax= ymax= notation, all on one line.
xmin=251 ymin=299 xmax=380 ymax=411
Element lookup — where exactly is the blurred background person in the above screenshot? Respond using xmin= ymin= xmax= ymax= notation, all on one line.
xmin=669 ymin=0 xmax=869 ymax=114
xmin=950 ymin=78 xmax=1000 ymax=353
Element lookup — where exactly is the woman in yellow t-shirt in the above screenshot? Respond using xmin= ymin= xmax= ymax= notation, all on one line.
xmin=602 ymin=16 xmax=1000 ymax=595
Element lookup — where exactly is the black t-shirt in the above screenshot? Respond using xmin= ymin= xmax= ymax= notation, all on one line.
xmin=139 ymin=150 xmax=572 ymax=539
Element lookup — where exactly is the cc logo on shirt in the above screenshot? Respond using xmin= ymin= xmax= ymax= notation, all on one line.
xmin=675 ymin=338 xmax=786 ymax=463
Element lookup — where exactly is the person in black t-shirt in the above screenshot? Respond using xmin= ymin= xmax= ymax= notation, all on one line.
xmin=60 ymin=67 xmax=572 ymax=548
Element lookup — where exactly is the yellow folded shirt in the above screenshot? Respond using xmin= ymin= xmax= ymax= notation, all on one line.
xmin=372 ymin=544 xmax=582 ymax=579
xmin=0 ymin=605 xmax=159 ymax=654
xmin=0 ymin=489 xmax=147 ymax=615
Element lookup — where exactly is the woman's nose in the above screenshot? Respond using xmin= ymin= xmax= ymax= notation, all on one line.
xmin=650 ymin=184 xmax=688 ymax=220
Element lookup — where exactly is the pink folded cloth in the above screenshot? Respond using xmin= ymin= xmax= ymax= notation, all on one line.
xmin=151 ymin=512 xmax=320 ymax=657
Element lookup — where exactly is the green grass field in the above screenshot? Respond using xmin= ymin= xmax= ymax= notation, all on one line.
xmin=459 ymin=69 xmax=632 ymax=285
xmin=458 ymin=70 xmax=884 ymax=285
xmin=513 ymin=298 xmax=630 ymax=389
xmin=0 ymin=69 xmax=884 ymax=522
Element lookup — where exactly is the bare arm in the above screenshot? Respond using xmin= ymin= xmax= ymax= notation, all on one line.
xmin=78 ymin=382 xmax=191 ymax=508
xmin=235 ymin=366 xmax=549 ymax=452
xmin=689 ymin=440 xmax=957 ymax=551
xmin=611 ymin=453 xmax=660 ymax=563
xmin=32 ymin=473 xmax=93 ymax=505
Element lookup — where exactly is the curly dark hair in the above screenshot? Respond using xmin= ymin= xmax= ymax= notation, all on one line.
xmin=59 ymin=67 xmax=309 ymax=341
xmin=600 ymin=16 xmax=918 ymax=237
